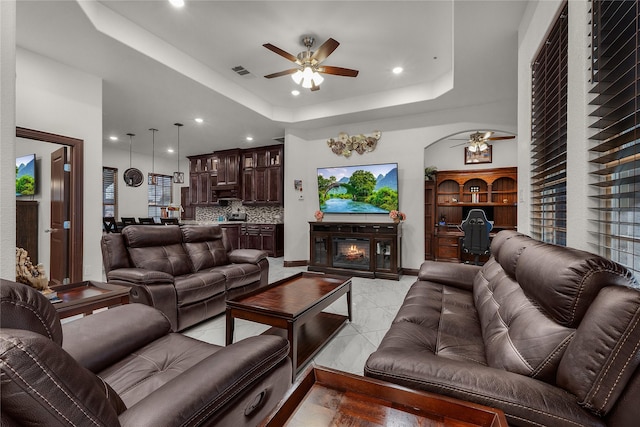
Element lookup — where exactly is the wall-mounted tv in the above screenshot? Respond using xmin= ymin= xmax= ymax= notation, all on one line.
xmin=16 ymin=154 xmax=36 ymax=196
xmin=317 ymin=163 xmax=398 ymax=214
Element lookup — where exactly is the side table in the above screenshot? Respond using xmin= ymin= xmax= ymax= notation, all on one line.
xmin=52 ymin=281 xmax=130 ymax=319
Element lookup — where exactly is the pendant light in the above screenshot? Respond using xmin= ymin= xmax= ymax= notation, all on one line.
xmin=149 ymin=128 xmax=158 ymax=185
xmin=173 ymin=123 xmax=184 ymax=184
xmin=123 ymin=133 xmax=143 ymax=187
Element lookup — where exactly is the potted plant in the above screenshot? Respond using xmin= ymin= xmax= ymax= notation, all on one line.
xmin=424 ymin=166 xmax=438 ymax=181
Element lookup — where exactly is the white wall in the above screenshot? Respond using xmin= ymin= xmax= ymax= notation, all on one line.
xmin=516 ymin=0 xmax=592 ymax=250
xmin=283 ymin=101 xmax=517 ymax=270
xmin=0 ymin=0 xmax=16 ymax=280
xmin=15 ymin=48 xmax=104 ymax=281
xmin=103 ymin=145 xmax=189 ymax=219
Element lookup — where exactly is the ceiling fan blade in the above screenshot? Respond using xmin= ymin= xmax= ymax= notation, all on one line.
xmin=488 ymin=135 xmax=516 ymax=141
xmin=318 ymin=66 xmax=359 ymax=77
xmin=263 ymin=43 xmax=298 ymax=63
xmin=311 ymin=38 xmax=340 ymax=64
xmin=264 ymin=68 xmax=299 ymax=79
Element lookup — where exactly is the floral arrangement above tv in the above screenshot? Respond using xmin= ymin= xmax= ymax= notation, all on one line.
xmin=317 ymin=163 xmax=398 ymax=214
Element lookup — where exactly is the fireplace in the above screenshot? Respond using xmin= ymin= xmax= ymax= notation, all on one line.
xmin=333 ymin=238 xmax=370 ymax=270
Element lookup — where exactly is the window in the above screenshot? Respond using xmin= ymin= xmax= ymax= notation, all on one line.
xmin=589 ymin=0 xmax=640 ymax=277
xmin=148 ymin=173 xmax=172 ymax=219
xmin=530 ymin=2 xmax=568 ymax=245
xmin=102 ymin=167 xmax=117 ymax=217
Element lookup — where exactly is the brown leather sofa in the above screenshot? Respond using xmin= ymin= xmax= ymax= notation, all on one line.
xmin=365 ymin=230 xmax=640 ymax=427
xmin=101 ymin=224 xmax=269 ymax=331
xmin=0 ymin=279 xmax=292 ymax=426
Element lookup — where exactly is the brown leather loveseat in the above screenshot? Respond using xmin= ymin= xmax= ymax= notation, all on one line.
xmin=0 ymin=279 xmax=292 ymax=426
xmin=365 ymin=230 xmax=640 ymax=427
xmin=101 ymin=224 xmax=269 ymax=331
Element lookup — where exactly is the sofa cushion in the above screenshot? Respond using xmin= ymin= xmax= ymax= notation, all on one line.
xmin=474 ymin=258 xmax=574 ymax=382
xmin=181 ymin=225 xmax=229 ymax=270
xmin=173 ymin=271 xmax=227 ymax=306
xmin=383 ymin=280 xmax=486 ymax=365
xmin=0 ymin=329 xmax=122 ymax=425
xmin=98 ymin=333 xmax=221 ymax=407
xmin=211 ymin=263 xmax=262 ymax=291
xmin=557 ymin=286 xmax=640 ymax=416
xmin=515 ymin=242 xmax=637 ymax=328
xmin=123 ymin=226 xmax=193 ymax=277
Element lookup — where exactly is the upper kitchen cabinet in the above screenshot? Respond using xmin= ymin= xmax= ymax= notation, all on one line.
xmin=241 ymin=144 xmax=283 ymax=205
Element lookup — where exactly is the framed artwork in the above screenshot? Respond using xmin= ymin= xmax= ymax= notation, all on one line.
xmin=464 ymin=145 xmax=492 ymax=164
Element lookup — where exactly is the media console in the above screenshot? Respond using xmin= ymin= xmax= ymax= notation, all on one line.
xmin=308 ymin=221 xmax=402 ymax=280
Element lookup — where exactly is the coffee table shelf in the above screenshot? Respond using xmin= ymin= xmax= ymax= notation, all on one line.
xmin=260 ymin=365 xmax=509 ymax=427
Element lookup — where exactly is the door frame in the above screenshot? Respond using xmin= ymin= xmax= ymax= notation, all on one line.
xmin=16 ymin=127 xmax=83 ymax=284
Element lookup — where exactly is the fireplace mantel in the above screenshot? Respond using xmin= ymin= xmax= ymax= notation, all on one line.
xmin=308 ymin=222 xmax=402 ymax=280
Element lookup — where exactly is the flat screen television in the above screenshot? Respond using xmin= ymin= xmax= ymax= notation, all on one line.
xmin=317 ymin=162 xmax=398 ymax=214
xmin=16 ymin=154 xmax=36 ymax=196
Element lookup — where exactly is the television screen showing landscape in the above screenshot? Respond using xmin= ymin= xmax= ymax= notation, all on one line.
xmin=16 ymin=154 xmax=36 ymax=196
xmin=317 ymin=163 xmax=398 ymax=214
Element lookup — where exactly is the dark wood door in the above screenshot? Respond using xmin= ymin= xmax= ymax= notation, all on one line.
xmin=181 ymin=187 xmax=194 ymax=220
xmin=50 ymin=147 xmax=70 ymax=286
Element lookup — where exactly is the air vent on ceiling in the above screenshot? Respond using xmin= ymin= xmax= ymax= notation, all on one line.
xmin=231 ymin=65 xmax=252 ymax=76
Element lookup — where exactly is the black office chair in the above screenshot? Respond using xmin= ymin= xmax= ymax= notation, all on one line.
xmin=460 ymin=209 xmax=493 ymax=265
xmin=160 ymin=217 xmax=179 ymax=225
xmin=120 ymin=217 xmax=137 ymax=228
xmin=102 ymin=217 xmax=118 ymax=233
xmin=138 ymin=217 xmax=156 ymax=225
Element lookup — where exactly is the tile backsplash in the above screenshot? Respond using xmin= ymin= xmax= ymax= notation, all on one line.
xmin=195 ymin=200 xmax=283 ymax=223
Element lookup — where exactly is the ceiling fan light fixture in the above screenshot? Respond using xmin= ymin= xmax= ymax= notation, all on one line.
xmin=468 ymin=144 xmax=477 ymax=153
xmin=479 ymin=142 xmax=488 ymax=151
xmin=291 ymin=70 xmax=303 ymax=84
xmin=311 ymin=72 xmax=324 ymax=86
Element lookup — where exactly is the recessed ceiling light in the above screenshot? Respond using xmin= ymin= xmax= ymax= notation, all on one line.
xmin=392 ymin=66 xmax=404 ymax=75
xmin=194 ymin=117 xmax=203 ymax=123
xmin=167 ymin=148 xmax=175 ymax=153
xmin=169 ymin=0 xmax=185 ymax=8
xmin=109 ymin=136 xmax=118 ymax=141
xmin=246 ymin=136 xmax=254 ymax=142
xmin=291 ymin=90 xmax=300 ymax=96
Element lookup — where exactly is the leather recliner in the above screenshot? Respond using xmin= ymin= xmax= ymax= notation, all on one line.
xmin=365 ymin=230 xmax=640 ymax=427
xmin=0 ymin=279 xmax=292 ymax=426
xmin=101 ymin=224 xmax=270 ymax=331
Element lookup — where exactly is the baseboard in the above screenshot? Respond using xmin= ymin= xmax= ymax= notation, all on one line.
xmin=402 ymin=267 xmax=419 ymax=276
xmin=283 ymin=260 xmax=308 ymax=267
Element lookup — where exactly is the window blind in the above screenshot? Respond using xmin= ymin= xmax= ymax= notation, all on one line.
xmin=589 ymin=0 xmax=640 ymax=277
xmin=148 ymin=173 xmax=172 ymax=218
xmin=531 ymin=2 xmax=569 ymax=245
xmin=102 ymin=167 xmax=117 ymax=218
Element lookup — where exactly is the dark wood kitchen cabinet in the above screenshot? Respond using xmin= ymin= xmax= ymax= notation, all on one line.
xmin=239 ymin=223 xmax=284 ymax=257
xmin=188 ymin=154 xmax=218 ymax=205
xmin=241 ymin=144 xmax=283 ymax=205
xmin=215 ymin=149 xmax=240 ymax=186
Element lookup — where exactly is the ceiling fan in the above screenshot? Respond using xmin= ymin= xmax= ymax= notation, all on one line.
xmin=263 ymin=36 xmax=359 ymax=91
xmin=450 ymin=131 xmax=516 ymax=152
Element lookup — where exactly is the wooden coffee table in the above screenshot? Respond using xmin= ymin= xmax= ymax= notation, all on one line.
xmin=260 ymin=365 xmax=509 ymax=427
xmin=226 ymin=272 xmax=352 ymax=381
xmin=52 ymin=281 xmax=130 ymax=319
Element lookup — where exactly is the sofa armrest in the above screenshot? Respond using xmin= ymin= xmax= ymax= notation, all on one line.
xmin=418 ymin=260 xmax=480 ymax=291
xmin=118 ymin=335 xmax=291 ymax=427
xmin=106 ymin=268 xmax=174 ymax=285
xmin=365 ymin=349 xmax=601 ymax=427
xmin=62 ymin=304 xmax=171 ymax=372
xmin=228 ymin=249 xmax=268 ymax=265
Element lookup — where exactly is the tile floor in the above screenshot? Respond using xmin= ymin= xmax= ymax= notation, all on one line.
xmin=182 ymin=257 xmax=415 ymax=378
